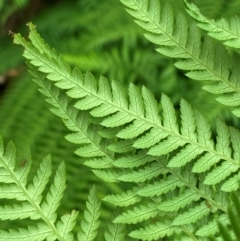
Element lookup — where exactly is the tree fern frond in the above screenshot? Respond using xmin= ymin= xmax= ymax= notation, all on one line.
xmin=120 ymin=0 xmax=240 ymax=118
xmin=0 ymin=136 xmax=78 ymax=240
xmin=77 ymin=185 xmax=101 ymax=241
xmin=185 ymin=0 xmax=240 ymax=50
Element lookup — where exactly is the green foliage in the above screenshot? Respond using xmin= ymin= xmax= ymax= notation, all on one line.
xmin=0 ymin=137 xmax=124 ymax=240
xmin=209 ymin=187 xmax=240 ymax=241
xmin=0 ymin=136 xmax=78 ymax=240
xmin=120 ymin=0 xmax=240 ymax=118
xmin=1 ymin=0 xmax=240 ymax=240
xmin=185 ymin=0 xmax=240 ymax=49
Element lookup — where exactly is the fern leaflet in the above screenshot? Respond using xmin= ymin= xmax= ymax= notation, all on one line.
xmin=78 ymin=185 xmax=101 ymax=241
xmin=185 ymin=0 xmax=240 ymax=50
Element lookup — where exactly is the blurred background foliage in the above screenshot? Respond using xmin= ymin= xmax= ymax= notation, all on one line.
xmin=1 ymin=0 xmax=240 ymax=239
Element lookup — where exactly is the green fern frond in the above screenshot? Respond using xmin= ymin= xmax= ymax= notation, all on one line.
xmin=209 ymin=188 xmax=240 ymax=241
xmin=120 ymin=0 xmax=240 ymax=118
xmin=103 ymin=187 xmax=142 ymax=207
xmin=104 ymin=219 xmax=126 ymax=241
xmin=78 ymin=185 xmax=101 ymax=241
xmin=128 ymin=221 xmax=178 ymax=241
xmin=13 ymin=23 xmax=240 ymax=239
xmin=113 ymin=202 xmax=159 ymax=224
xmin=185 ymin=0 xmax=240 ymax=50
xmin=0 ymin=136 xmax=78 ymax=240
xmin=27 ymin=64 xmax=114 ymax=168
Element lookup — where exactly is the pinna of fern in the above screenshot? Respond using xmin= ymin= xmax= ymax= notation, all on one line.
xmin=12 ymin=22 xmax=240 ymax=240
xmin=120 ymin=0 xmax=240 ymax=118
xmin=185 ymin=0 xmax=240 ymax=50
xmin=209 ymin=186 xmax=240 ymax=241
xmin=0 ymin=136 xmax=128 ymax=241
xmin=13 ymin=22 xmax=240 ymax=192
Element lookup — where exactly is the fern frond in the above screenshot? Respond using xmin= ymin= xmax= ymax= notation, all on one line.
xmin=128 ymin=221 xmax=178 ymax=241
xmin=78 ymin=185 xmax=101 ymax=241
xmin=104 ymin=212 xmax=126 ymax=241
xmin=209 ymin=187 xmax=240 ymax=241
xmin=137 ymin=174 xmax=183 ymax=197
xmin=120 ymin=0 xmax=240 ymax=118
xmin=158 ymin=189 xmax=201 ymax=212
xmin=113 ymin=202 xmax=159 ymax=224
xmin=172 ymin=201 xmax=211 ymax=226
xmin=103 ymin=186 xmax=142 ymax=207
xmin=13 ymin=23 xmax=240 ymax=240
xmin=185 ymin=0 xmax=240 ymax=50
xmin=0 ymin=136 xmax=78 ymax=240
xmin=196 ymin=214 xmax=228 ymax=237
xmin=27 ymin=63 xmax=114 ymax=169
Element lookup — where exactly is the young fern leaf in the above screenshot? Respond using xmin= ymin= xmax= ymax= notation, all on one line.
xmin=120 ymin=0 xmax=240 ymax=118
xmin=13 ymin=23 xmax=240 ymax=240
xmin=185 ymin=0 xmax=240 ymax=50
xmin=0 ymin=136 xmax=78 ymax=241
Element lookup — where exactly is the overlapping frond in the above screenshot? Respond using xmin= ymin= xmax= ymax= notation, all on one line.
xmin=12 ymin=23 xmax=240 ymax=240
xmin=27 ymin=64 xmax=115 ymax=170
xmin=120 ymin=0 xmax=240 ymax=118
xmin=14 ymin=24 xmax=240 ymax=187
xmin=0 ymin=136 xmax=119 ymax=241
xmin=209 ymin=188 xmax=240 ymax=241
xmin=104 ymin=212 xmax=126 ymax=241
xmin=185 ymin=0 xmax=240 ymax=50
xmin=78 ymin=185 xmax=101 ymax=241
xmin=0 ymin=136 xmax=78 ymax=240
